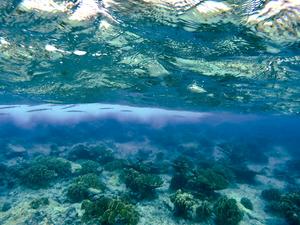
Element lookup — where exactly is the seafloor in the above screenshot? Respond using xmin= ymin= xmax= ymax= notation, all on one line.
xmin=0 ymin=114 xmax=299 ymax=225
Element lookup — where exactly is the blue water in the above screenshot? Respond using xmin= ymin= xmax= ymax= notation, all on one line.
xmin=0 ymin=0 xmax=300 ymax=225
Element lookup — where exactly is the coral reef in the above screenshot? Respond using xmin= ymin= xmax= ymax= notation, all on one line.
xmin=0 ymin=163 xmax=14 ymax=188
xmin=81 ymin=196 xmax=111 ymax=222
xmin=214 ymin=196 xmax=243 ymax=225
xmin=67 ymin=183 xmax=91 ymax=203
xmin=170 ymin=172 xmax=189 ymax=191
xmin=123 ymin=168 xmax=163 ymax=198
xmin=78 ymin=160 xmax=102 ymax=175
xmin=170 ymin=189 xmax=213 ymax=222
xmin=68 ymin=144 xmax=114 ymax=164
xmin=169 ymin=156 xmax=191 ymax=190
xmin=240 ymin=197 xmax=253 ymax=210
xmin=187 ymin=168 xmax=229 ymax=193
xmin=81 ymin=196 xmax=139 ymax=225
xmin=19 ymin=164 xmax=56 ymax=188
xmin=30 ymin=197 xmax=49 ymax=209
xmin=195 ymin=200 xmax=213 ymax=221
xmin=0 ymin=136 xmax=297 ymax=225
xmin=101 ymin=199 xmax=139 ymax=225
xmin=230 ymin=165 xmax=257 ymax=184
xmin=1 ymin=202 xmax=11 ymax=212
xmin=171 ymin=156 xmax=192 ymax=174
xmin=263 ymin=191 xmax=300 ymax=225
xmin=104 ymin=159 xmax=127 ymax=171
xmin=170 ymin=158 xmax=231 ymax=195
xmin=278 ymin=193 xmax=300 ymax=225
xmin=170 ymin=189 xmax=195 ymax=218
xmin=218 ymin=142 xmax=268 ymax=165
xmin=13 ymin=156 xmax=72 ymax=189
xmin=261 ymin=188 xmax=282 ymax=202
xmin=67 ymin=173 xmax=105 ymax=202
xmin=128 ymin=160 xmax=164 ymax=174
xmin=74 ymin=173 xmax=105 ymax=189
xmin=33 ymin=156 xmax=72 ymax=178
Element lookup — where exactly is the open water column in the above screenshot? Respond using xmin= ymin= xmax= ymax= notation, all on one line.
xmin=0 ymin=0 xmax=300 ymax=225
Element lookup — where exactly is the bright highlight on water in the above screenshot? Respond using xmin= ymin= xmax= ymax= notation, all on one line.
xmin=0 ymin=0 xmax=299 ymax=225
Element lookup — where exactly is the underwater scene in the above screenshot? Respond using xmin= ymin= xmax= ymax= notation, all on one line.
xmin=0 ymin=0 xmax=300 ymax=225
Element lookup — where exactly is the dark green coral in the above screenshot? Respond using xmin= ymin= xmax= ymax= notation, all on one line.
xmin=264 ymin=192 xmax=300 ymax=225
xmin=68 ymin=145 xmax=114 ymax=164
xmin=195 ymin=200 xmax=213 ymax=221
xmin=170 ymin=161 xmax=230 ymax=194
xmin=67 ymin=173 xmax=105 ymax=202
xmin=214 ymin=196 xmax=243 ymax=225
xmin=78 ymin=160 xmax=102 ymax=175
xmin=188 ymin=168 xmax=229 ymax=193
xmin=30 ymin=197 xmax=49 ymax=209
xmin=104 ymin=159 xmax=127 ymax=171
xmin=101 ymin=199 xmax=139 ymax=225
xmin=123 ymin=168 xmax=163 ymax=198
xmin=171 ymin=156 xmax=192 ymax=174
xmin=81 ymin=196 xmax=139 ymax=225
xmin=67 ymin=183 xmax=90 ymax=203
xmin=74 ymin=173 xmax=105 ymax=189
xmin=33 ymin=156 xmax=71 ymax=177
xmin=17 ymin=156 xmax=71 ymax=189
xmin=81 ymin=197 xmax=111 ymax=221
xmin=279 ymin=193 xmax=300 ymax=225
xmin=240 ymin=197 xmax=253 ymax=210
xmin=261 ymin=188 xmax=282 ymax=202
xmin=20 ymin=164 xmax=56 ymax=188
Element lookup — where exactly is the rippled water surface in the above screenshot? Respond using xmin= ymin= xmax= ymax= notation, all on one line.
xmin=0 ymin=0 xmax=299 ymax=113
